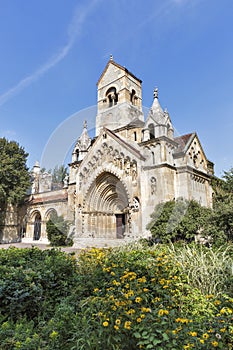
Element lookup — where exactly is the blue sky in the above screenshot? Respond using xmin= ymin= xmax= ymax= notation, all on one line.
xmin=0 ymin=0 xmax=232 ymax=177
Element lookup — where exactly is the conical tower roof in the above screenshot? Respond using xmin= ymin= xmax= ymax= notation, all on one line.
xmin=147 ymin=88 xmax=165 ymax=124
xmin=76 ymin=120 xmax=91 ymax=151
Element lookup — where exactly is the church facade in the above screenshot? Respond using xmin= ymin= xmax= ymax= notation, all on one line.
xmin=23 ymin=57 xmax=214 ymax=245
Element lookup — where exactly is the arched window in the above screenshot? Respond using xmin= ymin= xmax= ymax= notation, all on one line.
xmin=151 ymin=151 xmax=155 ymax=165
xmin=148 ymin=123 xmax=155 ymax=139
xmin=133 ymin=131 xmax=137 ymax=141
xmin=106 ymin=87 xmax=118 ymax=107
xmin=130 ymin=89 xmax=136 ymax=105
xmin=33 ymin=213 xmax=41 ymax=241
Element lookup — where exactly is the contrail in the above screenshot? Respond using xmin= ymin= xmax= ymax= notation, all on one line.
xmin=0 ymin=0 xmax=100 ymax=107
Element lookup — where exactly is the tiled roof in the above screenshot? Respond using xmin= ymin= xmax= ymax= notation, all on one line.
xmin=30 ymin=192 xmax=68 ymax=204
xmin=174 ymin=133 xmax=194 ymax=153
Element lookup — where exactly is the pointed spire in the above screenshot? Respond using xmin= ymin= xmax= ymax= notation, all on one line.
xmin=110 ymin=54 xmax=113 ymax=61
xmin=77 ymin=120 xmax=91 ymax=151
xmin=150 ymin=87 xmax=164 ymax=122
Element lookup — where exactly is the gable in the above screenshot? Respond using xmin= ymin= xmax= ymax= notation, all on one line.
xmin=77 ymin=128 xmax=145 ymax=191
xmin=97 ymin=59 xmax=142 ymax=88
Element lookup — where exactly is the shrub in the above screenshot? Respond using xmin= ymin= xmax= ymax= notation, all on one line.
xmin=147 ymin=199 xmax=211 ymax=243
xmin=46 ymin=213 xmax=72 ymax=246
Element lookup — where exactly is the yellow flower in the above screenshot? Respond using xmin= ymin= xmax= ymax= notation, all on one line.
xmin=93 ymin=288 xmax=99 ymax=293
xmin=135 ymin=297 xmax=142 ymax=303
xmin=112 ymin=280 xmax=120 ymax=286
xmin=103 ymin=321 xmax=109 ymax=327
xmin=140 ymin=314 xmax=145 ymax=319
xmin=206 ymin=294 xmax=214 ymax=299
xmin=211 ymin=341 xmax=218 ymax=347
xmin=203 ymin=333 xmax=209 ymax=339
xmin=115 ymin=319 xmax=121 ymax=325
xmin=143 ymin=288 xmax=149 ymax=292
xmin=125 ymin=283 xmax=130 ymax=288
xmin=214 ymin=300 xmax=221 ymax=306
xmin=183 ymin=344 xmax=194 ymax=349
xmin=137 ymin=317 xmax=142 ymax=323
xmin=138 ymin=276 xmax=147 ymax=283
xmin=158 ymin=309 xmax=163 ymax=317
xmin=153 ymin=297 xmax=160 ymax=303
xmin=124 ymin=321 xmax=131 ymax=330
xmin=189 ymin=332 xmax=197 ymax=337
xmin=111 ymin=271 xmax=115 ymax=276
xmin=199 ymin=339 xmax=204 ymax=344
xmin=114 ymin=325 xmax=119 ymax=330
xmin=159 ymin=278 xmax=166 ymax=285
xmin=220 ymin=328 xmax=226 ymax=333
xmin=126 ymin=308 xmax=135 ymax=315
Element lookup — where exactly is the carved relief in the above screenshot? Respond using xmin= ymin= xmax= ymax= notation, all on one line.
xmin=78 ymin=143 xmax=139 ymax=191
xmin=131 ymin=197 xmax=140 ymax=212
xmin=132 ymin=162 xmax=137 ymax=182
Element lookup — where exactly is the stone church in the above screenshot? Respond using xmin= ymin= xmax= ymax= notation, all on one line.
xmin=22 ymin=57 xmax=214 ymax=246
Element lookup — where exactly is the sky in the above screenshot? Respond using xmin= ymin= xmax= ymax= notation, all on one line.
xmin=0 ymin=0 xmax=232 ymax=177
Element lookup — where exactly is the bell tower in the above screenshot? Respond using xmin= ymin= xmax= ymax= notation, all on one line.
xmin=96 ymin=56 xmax=144 ymax=135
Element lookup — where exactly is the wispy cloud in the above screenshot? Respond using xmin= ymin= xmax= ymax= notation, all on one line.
xmin=0 ymin=0 xmax=100 ymax=107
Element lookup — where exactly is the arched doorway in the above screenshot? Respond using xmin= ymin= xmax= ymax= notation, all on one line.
xmin=33 ymin=213 xmax=41 ymax=240
xmin=83 ymin=172 xmax=129 ymax=238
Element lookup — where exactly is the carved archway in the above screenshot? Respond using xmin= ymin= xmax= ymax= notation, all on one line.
xmin=83 ymin=172 xmax=130 ymax=238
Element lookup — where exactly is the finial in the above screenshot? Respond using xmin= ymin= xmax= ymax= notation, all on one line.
xmin=110 ymin=54 xmax=113 ymax=61
xmin=153 ymin=87 xmax=158 ymax=99
xmin=83 ymin=120 xmax=87 ymax=129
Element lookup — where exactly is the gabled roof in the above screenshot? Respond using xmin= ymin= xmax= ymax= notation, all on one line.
xmin=174 ymin=133 xmax=195 ymax=153
xmin=174 ymin=132 xmax=209 ymax=162
xmin=97 ymin=57 xmax=142 ymax=85
xmin=104 ymin=128 xmax=146 ymax=160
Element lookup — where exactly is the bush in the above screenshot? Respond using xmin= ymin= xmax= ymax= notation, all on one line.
xmin=147 ymin=199 xmax=211 ymax=243
xmin=46 ymin=213 xmax=72 ymax=246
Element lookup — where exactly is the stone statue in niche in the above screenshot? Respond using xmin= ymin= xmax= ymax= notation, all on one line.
xmin=31 ymin=174 xmax=39 ymax=194
xmin=132 ymin=162 xmax=137 ymax=181
xmin=151 ymin=177 xmax=157 ymax=195
xmin=125 ymin=160 xmax=131 ymax=176
xmin=63 ymin=174 xmax=69 ymax=188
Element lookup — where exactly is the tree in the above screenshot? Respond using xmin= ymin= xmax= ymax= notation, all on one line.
xmin=46 ymin=213 xmax=71 ymax=246
xmin=0 ymin=138 xmax=30 ymax=205
xmin=208 ymin=167 xmax=233 ymax=243
xmin=147 ymin=199 xmax=211 ymax=243
xmin=51 ymin=165 xmax=68 ymax=184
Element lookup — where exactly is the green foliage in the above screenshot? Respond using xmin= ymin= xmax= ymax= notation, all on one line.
xmin=51 ymin=165 xmax=68 ymax=184
xmin=147 ymin=199 xmax=211 ymax=243
xmin=167 ymin=243 xmax=233 ymax=296
xmin=0 ymin=244 xmax=232 ymax=349
xmin=209 ymin=167 xmax=233 ymax=244
xmin=46 ymin=213 xmax=71 ymax=246
xmin=0 ymin=248 xmax=77 ymax=322
xmin=0 ymin=138 xmax=30 ymax=205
